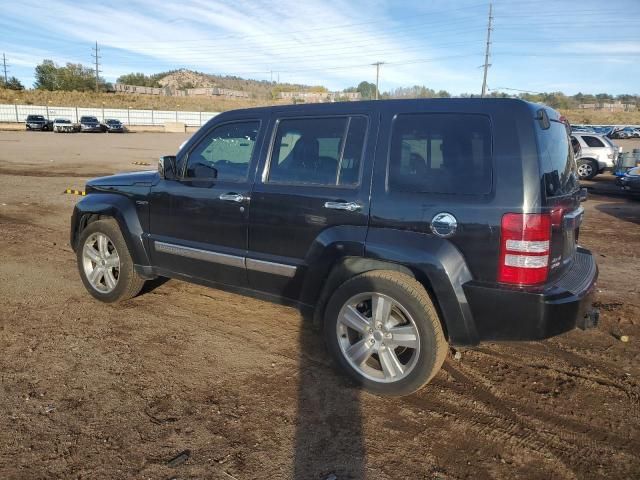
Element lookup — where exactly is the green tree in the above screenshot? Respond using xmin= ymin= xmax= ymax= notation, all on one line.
xmin=34 ymin=59 xmax=105 ymax=91
xmin=356 ymin=81 xmax=377 ymax=100
xmin=34 ymin=59 xmax=58 ymax=90
xmin=116 ymin=72 xmax=162 ymax=87
xmin=0 ymin=76 xmax=24 ymax=90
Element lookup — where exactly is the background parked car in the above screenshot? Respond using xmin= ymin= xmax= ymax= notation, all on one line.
xmin=616 ymin=166 xmax=640 ymax=194
xmin=572 ymin=133 xmax=619 ymax=180
xmin=25 ymin=114 xmax=53 ymax=131
xmin=53 ymin=118 xmax=78 ymax=133
xmin=79 ymin=116 xmax=104 ymax=133
xmin=104 ymin=119 xmax=125 ymax=133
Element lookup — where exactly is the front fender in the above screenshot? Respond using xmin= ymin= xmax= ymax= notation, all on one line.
xmin=70 ymin=193 xmax=151 ymax=267
xmin=365 ymin=228 xmax=479 ymax=346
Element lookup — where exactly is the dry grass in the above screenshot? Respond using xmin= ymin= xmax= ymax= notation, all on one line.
xmin=0 ymin=88 xmax=287 ymax=112
xmin=560 ymin=109 xmax=640 ymax=125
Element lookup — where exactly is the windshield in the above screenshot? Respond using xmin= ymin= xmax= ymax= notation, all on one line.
xmin=28 ymin=115 xmax=45 ymax=121
xmin=538 ymin=120 xmax=579 ymax=197
xmin=81 ymin=117 xmax=98 ymax=122
xmin=56 ymin=119 xmax=71 ymax=124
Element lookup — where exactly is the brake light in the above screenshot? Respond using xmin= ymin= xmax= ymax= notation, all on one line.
xmin=498 ymin=213 xmax=551 ymax=285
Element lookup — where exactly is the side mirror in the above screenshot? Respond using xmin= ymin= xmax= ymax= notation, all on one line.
xmin=158 ymin=155 xmax=177 ymax=180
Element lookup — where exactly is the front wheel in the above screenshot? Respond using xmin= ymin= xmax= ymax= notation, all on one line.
xmin=324 ymin=271 xmax=448 ymax=396
xmin=76 ymin=218 xmax=146 ymax=302
xmin=577 ymin=159 xmax=598 ymax=180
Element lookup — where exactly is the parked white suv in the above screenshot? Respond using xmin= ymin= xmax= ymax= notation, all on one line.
xmin=571 ymin=133 xmax=619 ymax=180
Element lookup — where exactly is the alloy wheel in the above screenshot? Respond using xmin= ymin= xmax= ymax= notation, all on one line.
xmin=82 ymin=232 xmax=120 ymax=293
xmin=336 ymin=292 xmax=421 ymax=383
xmin=577 ymin=162 xmax=593 ymax=178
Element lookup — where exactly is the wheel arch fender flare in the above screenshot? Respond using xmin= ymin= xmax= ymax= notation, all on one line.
xmin=313 ymin=229 xmax=479 ymax=346
xmin=70 ymin=193 xmax=150 ymax=266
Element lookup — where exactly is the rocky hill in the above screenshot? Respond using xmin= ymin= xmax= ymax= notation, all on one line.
xmin=154 ymin=69 xmax=315 ymax=99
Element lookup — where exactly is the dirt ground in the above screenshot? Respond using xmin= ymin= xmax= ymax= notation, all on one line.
xmin=0 ymin=131 xmax=638 ymax=480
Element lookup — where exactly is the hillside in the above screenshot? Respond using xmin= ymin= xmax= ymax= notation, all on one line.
xmin=0 ymin=87 xmax=286 ymax=111
xmin=146 ymin=69 xmax=319 ymax=100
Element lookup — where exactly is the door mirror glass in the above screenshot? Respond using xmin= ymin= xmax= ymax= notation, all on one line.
xmin=158 ymin=155 xmax=177 ymax=180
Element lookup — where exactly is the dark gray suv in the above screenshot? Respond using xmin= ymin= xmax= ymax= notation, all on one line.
xmin=70 ymin=99 xmax=599 ymax=396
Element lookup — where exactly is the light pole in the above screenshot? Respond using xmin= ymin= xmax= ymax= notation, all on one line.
xmin=127 ymin=106 xmax=131 ymax=126
xmin=46 ymin=100 xmax=51 ymax=121
xmin=175 ymin=104 xmax=179 ymax=122
xmin=101 ymin=102 xmax=105 ymax=122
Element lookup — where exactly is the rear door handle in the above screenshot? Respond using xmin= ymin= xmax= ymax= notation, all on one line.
xmin=324 ymin=201 xmax=362 ymax=212
xmin=219 ymin=193 xmax=247 ymax=203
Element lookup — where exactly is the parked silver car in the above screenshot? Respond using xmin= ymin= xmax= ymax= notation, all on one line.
xmin=571 ymin=133 xmax=620 ymax=180
xmin=53 ymin=118 xmax=78 ymax=133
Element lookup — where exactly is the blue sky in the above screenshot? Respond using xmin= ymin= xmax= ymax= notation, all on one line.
xmin=1 ymin=0 xmax=639 ymax=95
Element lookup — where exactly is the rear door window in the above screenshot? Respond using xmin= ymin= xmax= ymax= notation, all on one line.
xmin=267 ymin=116 xmax=367 ymax=186
xmin=388 ymin=113 xmax=492 ymax=194
xmin=582 ymin=135 xmax=605 ymax=148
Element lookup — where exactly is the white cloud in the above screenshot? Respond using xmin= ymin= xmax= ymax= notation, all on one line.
xmin=0 ymin=0 xmax=478 ymax=91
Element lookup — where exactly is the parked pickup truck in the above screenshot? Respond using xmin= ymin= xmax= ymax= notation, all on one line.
xmin=70 ymin=99 xmax=599 ymax=396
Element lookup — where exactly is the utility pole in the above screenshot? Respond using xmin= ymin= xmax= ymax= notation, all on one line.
xmin=2 ymin=53 xmax=8 ymax=83
xmin=480 ymin=3 xmax=493 ymax=98
xmin=372 ymin=61 xmax=384 ymax=100
xmin=91 ymin=41 xmax=101 ymax=92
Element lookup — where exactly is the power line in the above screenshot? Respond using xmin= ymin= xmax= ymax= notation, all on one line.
xmin=481 ymin=3 xmax=493 ymax=97
xmin=91 ymin=41 xmax=101 ymax=92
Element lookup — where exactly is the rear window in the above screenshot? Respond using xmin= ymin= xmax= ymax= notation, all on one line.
xmin=582 ymin=135 xmax=605 ymax=148
xmin=538 ymin=121 xmax=578 ymax=197
xmin=388 ymin=113 xmax=492 ymax=195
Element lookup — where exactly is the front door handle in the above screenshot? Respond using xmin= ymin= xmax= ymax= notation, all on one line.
xmin=324 ymin=201 xmax=362 ymax=212
xmin=219 ymin=193 xmax=246 ymax=203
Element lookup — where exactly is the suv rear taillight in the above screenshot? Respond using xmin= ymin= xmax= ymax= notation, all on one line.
xmin=498 ymin=213 xmax=551 ymax=286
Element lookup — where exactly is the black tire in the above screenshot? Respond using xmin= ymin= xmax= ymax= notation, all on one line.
xmin=324 ymin=270 xmax=448 ymax=396
xmin=577 ymin=159 xmax=598 ymax=180
xmin=76 ymin=218 xmax=146 ymax=303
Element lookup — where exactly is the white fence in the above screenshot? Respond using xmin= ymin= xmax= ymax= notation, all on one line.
xmin=0 ymin=104 xmax=220 ymax=127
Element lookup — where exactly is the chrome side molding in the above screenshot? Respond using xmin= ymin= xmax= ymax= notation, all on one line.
xmin=154 ymin=241 xmax=297 ymax=277
xmin=245 ymin=258 xmax=297 ymax=278
xmin=154 ymin=241 xmax=245 ymax=269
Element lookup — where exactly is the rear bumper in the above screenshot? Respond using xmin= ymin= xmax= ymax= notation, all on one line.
xmin=463 ymin=248 xmax=598 ymax=342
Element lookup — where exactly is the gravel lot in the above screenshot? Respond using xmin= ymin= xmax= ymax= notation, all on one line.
xmin=0 ymin=131 xmax=639 ymax=479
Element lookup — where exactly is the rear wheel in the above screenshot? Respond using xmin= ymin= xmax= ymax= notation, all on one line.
xmin=324 ymin=271 xmax=448 ymax=396
xmin=76 ymin=219 xmax=145 ymax=302
xmin=577 ymin=159 xmax=598 ymax=180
